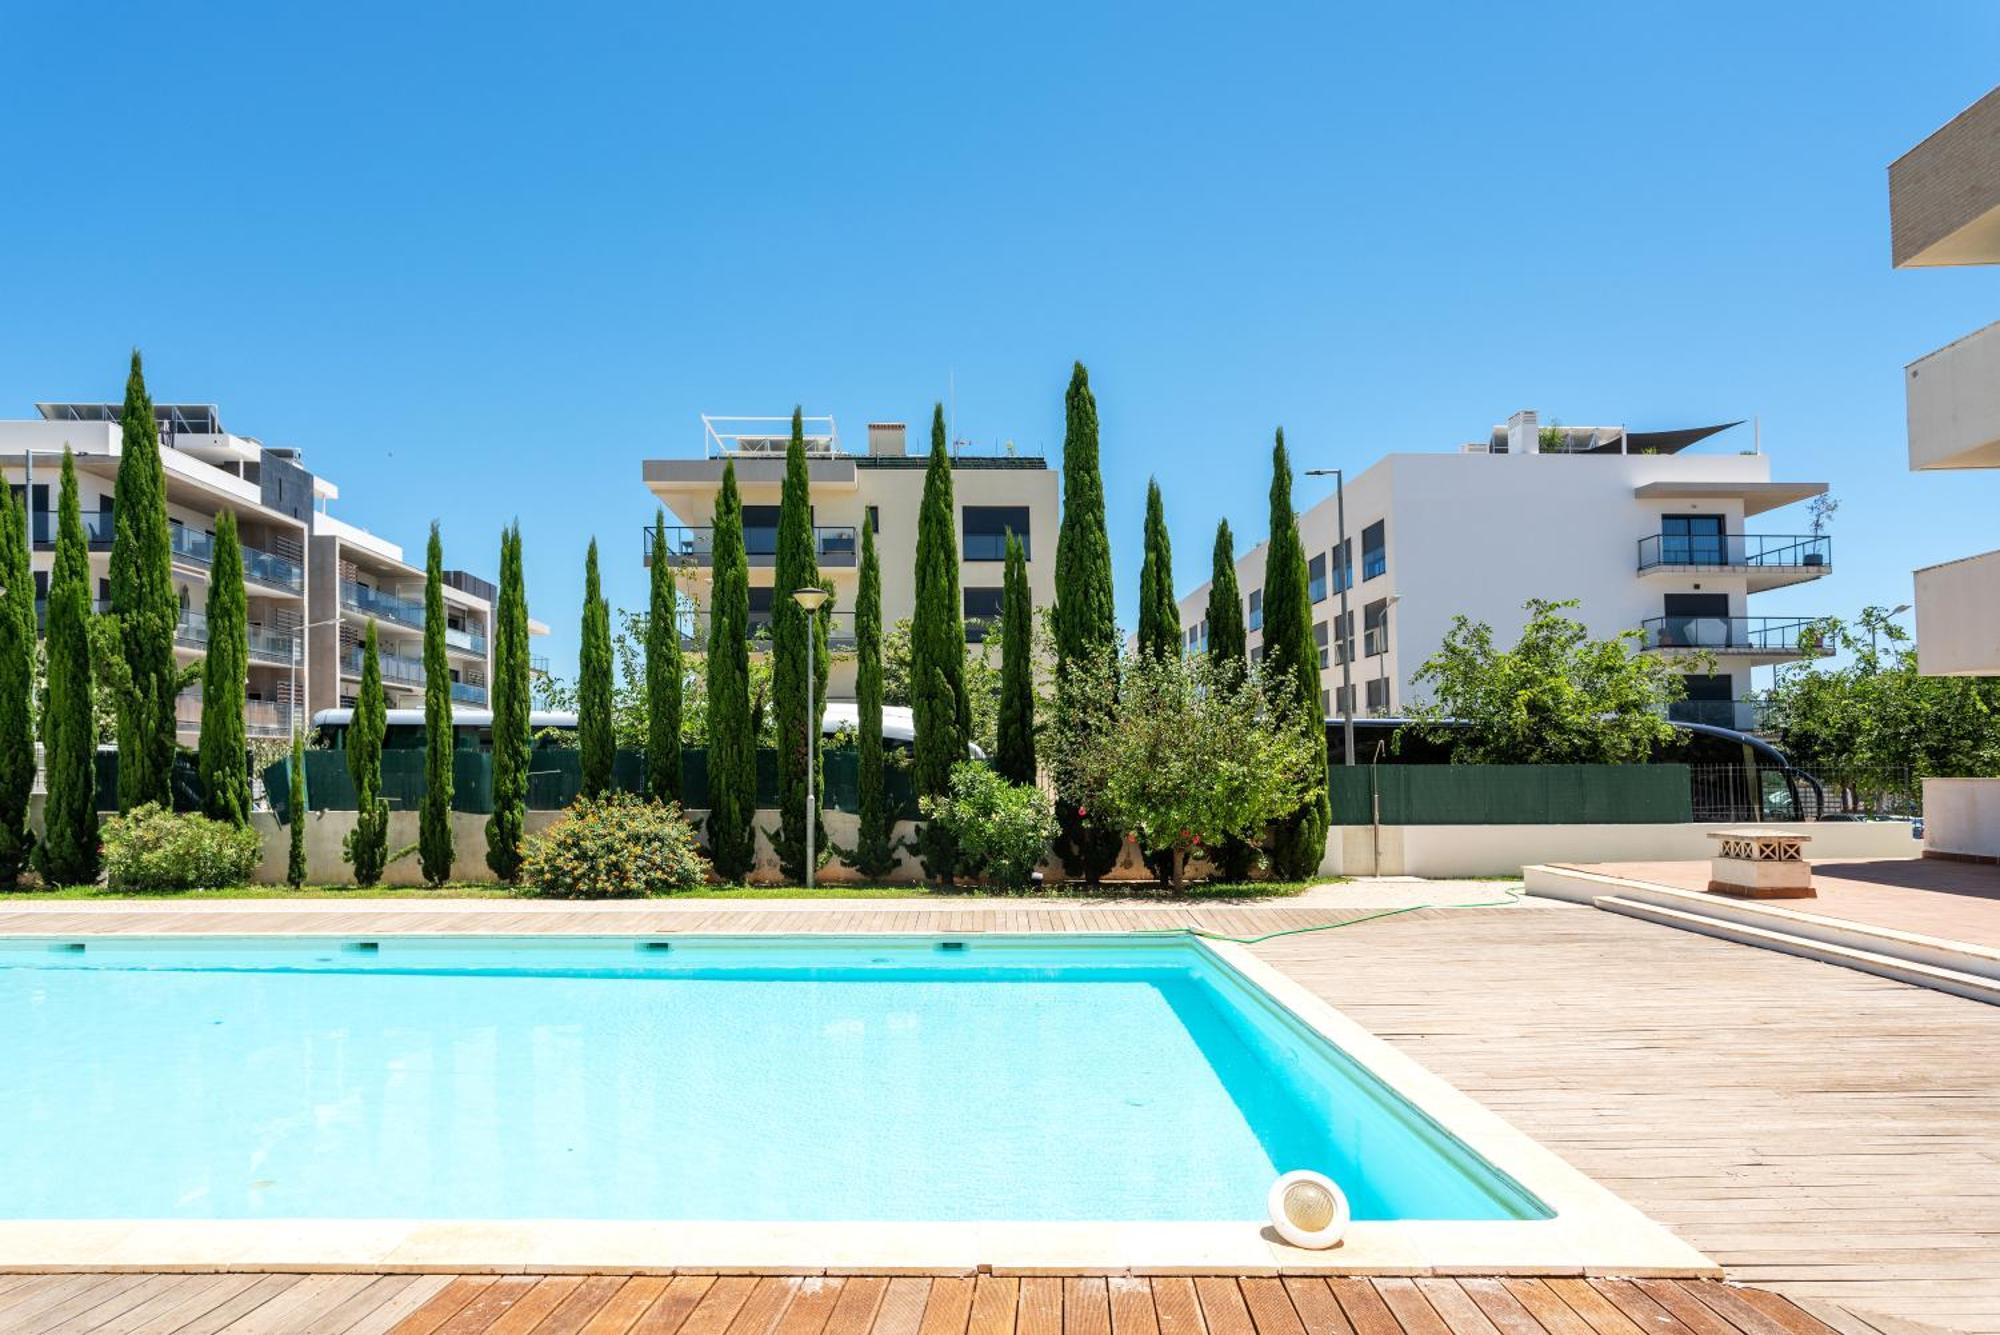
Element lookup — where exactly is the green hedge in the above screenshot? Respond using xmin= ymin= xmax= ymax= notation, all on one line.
xmin=263 ymin=747 xmax=920 ymax=823
xmin=1329 ymin=764 xmax=1693 ymax=825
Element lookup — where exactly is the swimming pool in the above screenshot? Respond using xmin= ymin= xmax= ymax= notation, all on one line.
xmin=0 ymin=933 xmax=1545 ymax=1226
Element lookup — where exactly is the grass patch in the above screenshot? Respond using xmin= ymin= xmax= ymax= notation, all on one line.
xmin=0 ymin=879 xmax=1328 ymax=903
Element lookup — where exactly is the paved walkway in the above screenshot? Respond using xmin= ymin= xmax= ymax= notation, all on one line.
xmin=0 ymin=1272 xmax=1852 ymax=1335
xmin=1569 ymin=857 xmax=2000 ymax=950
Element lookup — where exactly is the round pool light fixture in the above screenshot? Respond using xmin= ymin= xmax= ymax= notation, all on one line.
xmin=1267 ymin=1170 xmax=1349 ymax=1250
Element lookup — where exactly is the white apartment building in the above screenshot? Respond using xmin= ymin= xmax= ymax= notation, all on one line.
xmin=1890 ymin=85 xmax=2000 ymax=858
xmin=0 ymin=399 xmax=510 ymax=739
xmin=642 ymin=416 xmax=1059 ymax=699
xmin=1175 ymin=413 xmax=1832 ymax=735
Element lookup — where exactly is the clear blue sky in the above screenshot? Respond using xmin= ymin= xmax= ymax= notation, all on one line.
xmin=2 ymin=2 xmax=1996 ymax=678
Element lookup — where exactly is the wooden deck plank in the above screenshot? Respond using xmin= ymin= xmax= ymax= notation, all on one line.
xmin=388 ymin=1277 xmax=492 ymax=1335
xmin=772 ymin=1278 xmax=846 ymax=1335
xmin=1193 ymin=1279 xmax=1256 ymax=1335
xmin=56 ymin=1273 xmax=190 ymax=1334
xmin=1371 ymin=1280 xmax=1450 ymax=1335
xmin=1679 ymin=1284 xmax=1830 ymax=1335
xmin=1587 ymin=1280 xmax=1694 ymax=1335
xmin=83 ymin=1274 xmax=251 ymax=1335
xmin=585 ymin=1277 xmax=676 ymax=1335
xmin=968 ymin=1276 xmax=1020 ymax=1335
xmin=919 ymin=1277 xmax=977 ymax=1335
xmin=1149 ymin=1278 xmax=1209 ymax=1335
xmin=630 ymin=1276 xmax=719 ymax=1335
xmin=434 ymin=1275 xmax=547 ymax=1334
xmin=1455 ymin=1280 xmax=1552 ymax=1335
xmin=217 ymin=1273 xmax=383 ymax=1333
xmin=1497 ymin=1283 xmax=1596 ymax=1335
xmin=820 ymin=1277 xmax=889 ymax=1335
xmin=1330 ymin=1280 xmax=1415 ymax=1335
xmin=171 ymin=1275 xmax=316 ymax=1335
xmin=1108 ymin=1277 xmax=1159 ymax=1335
xmin=1017 ymin=1278 xmax=1065 ymax=1335
xmin=1065 ymin=1278 xmax=1112 ymax=1335
xmin=1626 ymin=1284 xmax=1744 ymax=1335
xmin=1412 ymin=1282 xmax=1502 ymax=1335
xmin=870 ymin=1278 xmax=935 ymax=1335
xmin=1543 ymin=1281 xmax=1649 ymax=1335
xmin=1238 ymin=1278 xmax=1308 ymax=1335
xmin=482 ymin=1277 xmax=588 ymax=1335
xmin=296 ymin=1275 xmax=431 ymax=1335
xmin=0 ymin=1274 xmax=125 ymax=1327
xmin=339 ymin=1275 xmax=464 ymax=1335
xmin=538 ymin=1276 xmax=660 ymax=1335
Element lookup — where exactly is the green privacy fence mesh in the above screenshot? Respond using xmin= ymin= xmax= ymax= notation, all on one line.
xmin=1328 ymin=763 xmax=1693 ymax=825
xmin=263 ymin=747 xmax=922 ymax=824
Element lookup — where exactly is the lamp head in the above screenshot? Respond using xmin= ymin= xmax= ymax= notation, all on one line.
xmin=791 ymin=587 xmax=830 ymax=612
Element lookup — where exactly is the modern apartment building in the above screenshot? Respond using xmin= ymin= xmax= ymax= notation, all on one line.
xmin=0 ymin=399 xmax=507 ymax=739
xmin=1890 ymin=84 xmax=2000 ymax=858
xmin=641 ymin=416 xmax=1059 ymax=698
xmin=1175 ymin=413 xmax=1833 ymax=731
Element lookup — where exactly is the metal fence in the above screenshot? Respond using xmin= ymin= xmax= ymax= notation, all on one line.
xmin=1687 ymin=763 xmax=1924 ymax=822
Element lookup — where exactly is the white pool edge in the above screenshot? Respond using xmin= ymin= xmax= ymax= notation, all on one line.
xmin=0 ymin=931 xmax=1719 ymax=1277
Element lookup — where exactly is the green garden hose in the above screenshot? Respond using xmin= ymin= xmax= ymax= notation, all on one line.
xmin=1167 ymin=882 xmax=1526 ymax=946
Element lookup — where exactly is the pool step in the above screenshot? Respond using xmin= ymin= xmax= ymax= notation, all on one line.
xmin=1592 ymin=894 xmax=2000 ymax=1006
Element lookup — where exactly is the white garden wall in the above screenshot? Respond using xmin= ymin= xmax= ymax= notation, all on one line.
xmin=1922 ymin=777 xmax=2000 ymax=861
xmin=1322 ymin=819 xmax=1920 ymax=879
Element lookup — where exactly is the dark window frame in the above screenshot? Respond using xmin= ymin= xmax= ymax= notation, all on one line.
xmin=961 ymin=506 xmax=1031 ymax=562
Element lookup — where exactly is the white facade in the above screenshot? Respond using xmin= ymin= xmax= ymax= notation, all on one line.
xmin=0 ymin=399 xmax=523 ymax=740
xmin=1175 ymin=414 xmax=1831 ymax=732
xmin=642 ymin=417 xmax=1059 ymax=700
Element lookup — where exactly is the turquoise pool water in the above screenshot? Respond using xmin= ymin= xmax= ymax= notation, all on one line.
xmin=0 ymin=934 xmax=1547 ymax=1223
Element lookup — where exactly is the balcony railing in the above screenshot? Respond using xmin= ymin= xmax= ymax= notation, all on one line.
xmin=1638 ymin=616 xmax=1830 ymax=655
xmin=174 ymin=690 xmax=294 ymax=737
xmin=445 ymin=625 xmax=488 ymax=655
xmin=31 ymin=512 xmax=114 ymax=551
xmin=247 ymin=626 xmax=301 ymax=665
xmin=175 ymin=610 xmax=206 ymax=650
xmin=643 ymin=526 xmax=860 ymax=569
xmin=341 ymin=581 xmax=425 ymax=629
xmin=677 ymin=610 xmax=860 ymax=653
xmin=1636 ymin=533 xmax=1831 ymax=573
xmin=342 ymin=645 xmax=427 ymax=686
xmin=451 ymin=681 xmax=488 ymax=705
xmin=1665 ymin=698 xmax=1773 ymax=732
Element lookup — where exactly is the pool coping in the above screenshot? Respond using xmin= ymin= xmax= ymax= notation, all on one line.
xmin=0 ymin=929 xmax=1719 ymax=1278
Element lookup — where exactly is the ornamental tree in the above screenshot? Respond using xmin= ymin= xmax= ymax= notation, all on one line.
xmin=704 ymin=462 xmax=756 ymax=879
xmin=995 ymin=531 xmax=1036 ymax=784
xmin=1259 ymin=429 xmax=1329 ymax=879
xmin=770 ymin=408 xmax=830 ymax=881
xmin=1205 ymin=519 xmax=1246 ymax=669
xmin=418 ymin=523 xmax=455 ymax=886
xmin=345 ymin=620 xmax=389 ymax=885
xmin=1050 ymin=362 xmax=1121 ymax=882
xmin=36 ymin=449 xmax=99 ymax=886
xmin=486 ymin=524 xmax=531 ymax=881
xmin=910 ymin=404 xmax=970 ymax=881
xmin=1135 ymin=478 xmax=1180 ymax=659
xmin=198 ymin=510 xmax=250 ymax=826
xmin=1042 ymin=648 xmax=1321 ymax=888
xmin=645 ymin=513 xmax=683 ymax=803
xmin=578 ymin=537 xmax=614 ymax=798
xmin=109 ymin=350 xmax=180 ymax=810
xmin=287 ymin=727 xmax=308 ymax=888
xmin=0 ymin=488 xmax=35 ymax=884
xmin=850 ymin=519 xmax=900 ymax=878
xmin=1403 ymin=597 xmax=1685 ymax=764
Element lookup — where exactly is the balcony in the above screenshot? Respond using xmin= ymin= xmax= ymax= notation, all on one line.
xmin=446 ymin=625 xmax=488 ymax=656
xmin=1666 ymin=698 xmax=1772 ymax=733
xmin=678 ymin=610 xmax=860 ymax=653
xmin=1636 ymin=533 xmax=1831 ymax=591
xmin=1638 ymin=616 xmax=1831 ymax=664
xmin=31 ymin=512 xmax=114 ymax=552
xmin=342 ymin=645 xmax=427 ymax=687
xmin=168 ymin=524 xmax=305 ymax=593
xmin=173 ymin=690 xmax=294 ymax=737
xmin=1906 ymin=319 xmax=2000 ymax=472
xmin=341 ymin=581 xmax=425 ymax=630
xmin=247 ymin=626 xmax=301 ymax=666
xmin=642 ymin=526 xmax=860 ymax=570
xmin=451 ymin=681 xmax=488 ymax=706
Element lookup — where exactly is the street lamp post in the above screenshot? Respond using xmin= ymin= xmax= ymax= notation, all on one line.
xmin=1303 ymin=468 xmax=1355 ymax=767
xmin=790 ymin=586 xmax=831 ymax=888
xmin=1871 ymin=603 xmax=1913 ymax=660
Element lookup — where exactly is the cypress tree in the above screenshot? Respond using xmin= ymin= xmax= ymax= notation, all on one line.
xmin=704 ymin=462 xmax=756 ymax=879
xmin=1136 ymin=478 xmax=1180 ymax=659
xmin=852 ymin=519 xmax=898 ymax=878
xmin=578 ymin=538 xmax=614 ymax=799
xmin=486 ymin=524 xmax=531 ymax=881
xmin=1262 ymin=429 xmax=1330 ymax=878
xmin=1051 ymin=362 xmax=1121 ymax=882
xmin=1206 ymin=519 xmax=1247 ymax=669
xmin=36 ymin=450 xmax=97 ymax=885
xmin=996 ymin=532 xmax=1036 ymax=785
xmin=287 ymin=727 xmax=308 ymax=888
xmin=645 ymin=512 xmax=683 ymax=804
xmin=0 ymin=488 xmax=35 ymax=884
xmin=911 ymin=403 xmax=970 ymax=881
xmin=417 ymin=524 xmax=454 ymax=886
xmin=770 ymin=407 xmax=829 ymax=882
xmin=109 ymin=350 xmax=179 ymax=811
xmin=197 ymin=511 xmax=250 ymax=825
xmin=345 ymin=620 xmax=389 ymax=885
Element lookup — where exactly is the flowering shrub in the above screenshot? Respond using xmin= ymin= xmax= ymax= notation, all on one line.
xmin=522 ymin=794 xmax=709 ymax=898
xmin=919 ymin=762 xmax=1056 ymax=889
xmin=103 ymin=803 xmax=262 ymax=891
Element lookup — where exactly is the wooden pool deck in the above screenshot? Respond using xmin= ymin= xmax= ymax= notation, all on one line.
xmin=2 ymin=890 xmax=1995 ymax=1332
xmin=0 ymin=1272 xmax=1854 ymax=1335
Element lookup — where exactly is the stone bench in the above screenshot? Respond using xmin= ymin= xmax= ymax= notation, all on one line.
xmin=1708 ymin=828 xmax=1814 ymax=899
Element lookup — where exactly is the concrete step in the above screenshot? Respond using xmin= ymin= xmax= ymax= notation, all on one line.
xmin=1594 ymin=895 xmax=2000 ymax=1006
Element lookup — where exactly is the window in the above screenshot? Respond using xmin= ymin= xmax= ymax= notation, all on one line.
xmin=1321 ymin=689 xmax=1331 ymax=717
xmin=1314 ymin=620 xmax=1329 ymax=669
xmin=964 ymin=586 xmax=1004 ymax=641
xmin=1308 ymin=552 xmax=1327 ymax=604
xmin=742 ymin=505 xmax=781 ymax=559
xmin=1250 ymin=644 xmax=1264 ymax=665
xmin=962 ymin=506 xmax=1030 ymax=561
xmin=1248 ymin=589 xmax=1263 ymax=631
xmin=1366 ymin=676 xmax=1391 ymax=714
xmin=866 ymin=505 xmax=880 ymax=534
xmin=1333 ymin=684 xmax=1355 ymax=716
xmin=1330 ymin=539 xmax=1353 ymax=593
xmin=1363 ymin=599 xmax=1389 ymax=657
xmin=747 ymin=586 xmax=774 ymax=636
xmin=1362 ymin=521 xmax=1386 ymax=581
xmin=1661 ymin=514 xmax=1725 ymax=566
xmin=1330 ymin=610 xmax=1354 ymax=664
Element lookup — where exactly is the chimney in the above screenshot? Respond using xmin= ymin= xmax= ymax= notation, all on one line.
xmin=867 ymin=422 xmax=907 ymax=457
xmin=1505 ymin=410 xmax=1539 ymax=456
